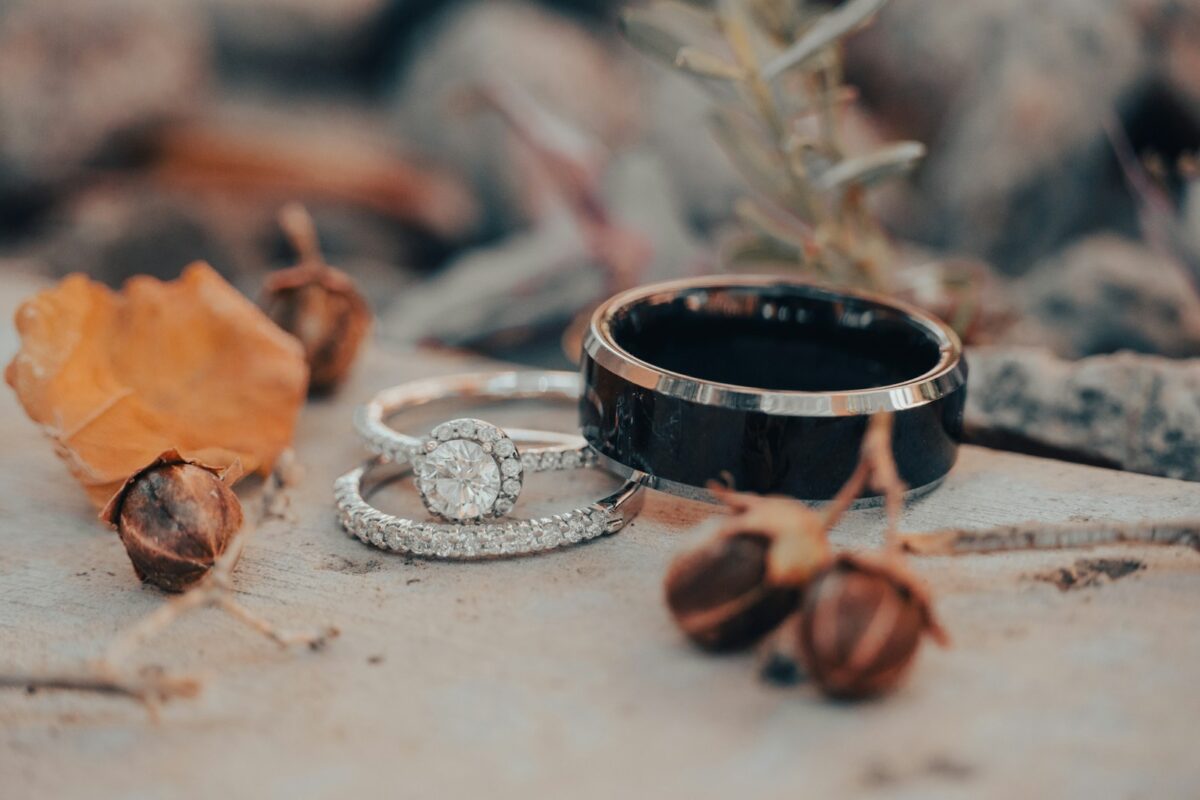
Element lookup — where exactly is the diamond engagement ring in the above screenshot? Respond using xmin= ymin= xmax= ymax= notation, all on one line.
xmin=353 ymin=371 xmax=598 ymax=523
xmin=334 ymin=460 xmax=644 ymax=560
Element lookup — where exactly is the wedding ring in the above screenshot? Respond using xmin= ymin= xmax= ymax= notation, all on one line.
xmin=580 ymin=276 xmax=967 ymax=501
xmin=354 ymin=371 xmax=596 ymax=522
xmin=334 ymin=459 xmax=644 ymax=560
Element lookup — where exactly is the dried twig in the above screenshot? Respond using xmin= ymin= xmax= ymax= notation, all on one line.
xmin=901 ymin=519 xmax=1200 ymax=557
xmin=0 ymin=668 xmax=202 ymax=722
xmin=2 ymin=453 xmax=336 ymax=715
xmin=824 ymin=413 xmax=907 ymax=546
xmin=106 ymin=452 xmax=336 ymax=666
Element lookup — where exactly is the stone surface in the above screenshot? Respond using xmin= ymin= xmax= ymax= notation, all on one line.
xmin=23 ymin=176 xmax=419 ymax=309
xmin=388 ymin=0 xmax=640 ymax=239
xmin=845 ymin=0 xmax=1200 ymax=272
xmin=416 ymin=438 xmax=502 ymax=520
xmin=1013 ymin=234 xmax=1200 ymax=358
xmin=0 ymin=0 xmax=210 ymax=205
xmin=378 ymin=149 xmax=703 ymax=349
xmin=198 ymin=0 xmax=393 ymax=83
xmin=965 ymin=345 xmax=1200 ymax=481
xmin=2 ymin=270 xmax=1200 ymax=797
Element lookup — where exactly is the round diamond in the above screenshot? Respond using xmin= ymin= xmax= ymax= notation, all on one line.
xmin=501 ymin=458 xmax=521 ymax=477
xmin=502 ymin=478 xmax=521 ymax=495
xmin=494 ymin=439 xmax=515 ymax=457
xmin=416 ymin=439 xmax=502 ymax=521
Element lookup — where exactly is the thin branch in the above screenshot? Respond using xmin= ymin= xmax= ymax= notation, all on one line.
xmin=0 ymin=669 xmax=201 ymax=702
xmin=3 ymin=451 xmax=336 ymax=714
xmin=105 ymin=456 xmax=336 ymax=667
xmin=0 ymin=667 xmax=202 ymax=721
xmin=856 ymin=413 xmax=907 ymax=548
xmin=900 ymin=519 xmax=1200 ymax=557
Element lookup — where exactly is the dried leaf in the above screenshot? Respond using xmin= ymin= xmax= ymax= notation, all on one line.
xmin=814 ymin=142 xmax=925 ymax=191
xmin=762 ymin=0 xmax=887 ymax=80
xmin=6 ymin=263 xmax=308 ymax=509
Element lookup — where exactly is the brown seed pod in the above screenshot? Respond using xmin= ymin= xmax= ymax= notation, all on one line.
xmin=262 ymin=204 xmax=371 ymax=395
xmin=664 ymin=485 xmax=836 ymax=651
xmin=101 ymin=451 xmax=244 ymax=592
xmin=794 ymin=553 xmax=948 ymax=700
xmin=664 ymin=533 xmax=801 ymax=651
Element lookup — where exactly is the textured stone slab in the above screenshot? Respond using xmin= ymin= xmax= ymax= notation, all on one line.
xmin=1 ymin=271 xmax=1199 ymax=798
xmin=966 ymin=345 xmax=1200 ymax=481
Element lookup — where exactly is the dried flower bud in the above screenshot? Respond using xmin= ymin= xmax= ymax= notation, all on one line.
xmin=262 ymin=204 xmax=371 ymax=395
xmin=664 ymin=533 xmax=801 ymax=651
xmin=101 ymin=452 xmax=243 ymax=592
xmin=793 ymin=554 xmax=947 ymax=700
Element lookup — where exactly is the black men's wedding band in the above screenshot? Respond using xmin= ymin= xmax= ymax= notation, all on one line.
xmin=579 ymin=276 xmax=967 ymax=502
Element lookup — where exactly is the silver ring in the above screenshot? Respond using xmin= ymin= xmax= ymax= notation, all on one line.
xmin=578 ymin=276 xmax=967 ymax=502
xmin=354 ymin=370 xmax=596 ymax=522
xmin=334 ymin=460 xmax=644 ymax=560
xmin=584 ymin=275 xmax=966 ymax=416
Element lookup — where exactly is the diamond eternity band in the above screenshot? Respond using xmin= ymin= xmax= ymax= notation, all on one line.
xmin=335 ymin=460 xmax=644 ymax=560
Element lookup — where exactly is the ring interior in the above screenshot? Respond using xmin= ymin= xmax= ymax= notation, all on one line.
xmin=606 ymin=284 xmax=944 ymax=392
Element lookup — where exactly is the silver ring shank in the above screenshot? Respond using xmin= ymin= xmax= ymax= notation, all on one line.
xmin=355 ymin=370 xmax=595 ymax=470
xmin=334 ymin=460 xmax=644 ymax=560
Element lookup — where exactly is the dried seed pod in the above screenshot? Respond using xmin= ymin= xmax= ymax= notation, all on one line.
xmin=663 ymin=485 xmax=836 ymax=651
xmin=665 ymin=533 xmax=801 ymax=651
xmin=262 ymin=204 xmax=371 ymax=395
xmin=795 ymin=553 xmax=948 ymax=700
xmin=101 ymin=452 xmax=244 ymax=592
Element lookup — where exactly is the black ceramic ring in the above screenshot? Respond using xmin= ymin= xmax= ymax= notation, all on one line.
xmin=579 ymin=276 xmax=967 ymax=502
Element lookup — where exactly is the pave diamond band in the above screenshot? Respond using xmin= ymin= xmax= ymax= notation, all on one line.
xmin=335 ymin=460 xmax=644 ymax=560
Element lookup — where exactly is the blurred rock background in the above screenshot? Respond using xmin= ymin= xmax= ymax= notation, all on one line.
xmin=0 ymin=0 xmax=1198 ymax=474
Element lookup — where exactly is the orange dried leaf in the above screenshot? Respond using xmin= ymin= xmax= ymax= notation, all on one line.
xmin=5 ymin=262 xmax=308 ymax=509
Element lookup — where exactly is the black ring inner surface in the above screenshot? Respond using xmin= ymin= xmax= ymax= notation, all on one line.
xmin=608 ymin=286 xmax=942 ymax=392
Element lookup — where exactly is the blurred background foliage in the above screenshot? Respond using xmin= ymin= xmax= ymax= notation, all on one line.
xmin=0 ymin=0 xmax=1198 ymax=366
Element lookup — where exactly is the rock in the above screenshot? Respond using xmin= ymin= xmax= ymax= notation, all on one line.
xmin=379 ymin=147 xmax=702 ymax=348
xmin=1014 ymin=234 xmax=1200 ymax=358
xmin=36 ymin=183 xmax=239 ymax=285
xmin=0 ymin=0 xmax=210 ymax=207
xmin=845 ymin=0 xmax=1200 ymax=273
xmin=197 ymin=0 xmax=394 ymax=84
xmin=1157 ymin=0 xmax=1200 ymax=124
xmin=965 ymin=346 xmax=1200 ymax=481
xmin=637 ymin=64 xmax=743 ymax=233
xmin=31 ymin=181 xmax=416 ymax=309
xmin=387 ymin=0 xmax=640 ymax=239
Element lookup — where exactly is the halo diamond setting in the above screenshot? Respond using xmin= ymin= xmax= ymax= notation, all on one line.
xmin=413 ymin=418 xmax=523 ymax=522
